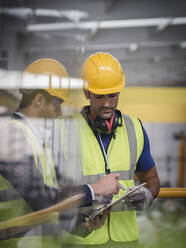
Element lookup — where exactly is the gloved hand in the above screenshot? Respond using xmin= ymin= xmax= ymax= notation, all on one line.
xmin=124 ymin=186 xmax=153 ymax=211
xmin=83 ymin=207 xmax=111 ymax=232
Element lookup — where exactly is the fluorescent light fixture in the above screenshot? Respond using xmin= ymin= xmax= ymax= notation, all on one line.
xmin=69 ymin=78 xmax=84 ymax=89
xmin=0 ymin=8 xmax=89 ymax=22
xmin=22 ymin=73 xmax=83 ymax=89
xmin=27 ymin=17 xmax=186 ymax=32
xmin=0 ymin=70 xmax=84 ymax=89
xmin=22 ymin=73 xmax=49 ymax=89
xmin=0 ymin=70 xmax=21 ymax=89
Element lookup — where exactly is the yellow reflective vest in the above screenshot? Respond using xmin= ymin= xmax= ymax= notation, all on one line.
xmin=64 ymin=113 xmax=144 ymax=245
xmin=0 ymin=118 xmax=60 ymax=248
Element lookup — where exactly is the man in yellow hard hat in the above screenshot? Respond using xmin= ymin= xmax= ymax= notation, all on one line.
xmin=0 ymin=58 xmax=121 ymax=247
xmin=64 ymin=52 xmax=160 ymax=248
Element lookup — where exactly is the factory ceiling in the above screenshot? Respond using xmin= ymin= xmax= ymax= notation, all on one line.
xmin=0 ymin=0 xmax=186 ymax=87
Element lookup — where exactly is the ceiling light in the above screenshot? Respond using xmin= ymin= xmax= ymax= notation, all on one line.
xmin=0 ymin=8 xmax=89 ymax=22
xmin=0 ymin=70 xmax=84 ymax=89
xmin=129 ymin=43 xmax=138 ymax=52
xmin=180 ymin=41 xmax=186 ymax=49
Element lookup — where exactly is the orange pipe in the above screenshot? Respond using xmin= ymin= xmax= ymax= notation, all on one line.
xmin=158 ymin=188 xmax=186 ymax=198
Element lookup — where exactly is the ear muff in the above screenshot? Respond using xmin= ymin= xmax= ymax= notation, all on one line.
xmin=91 ymin=111 xmax=122 ymax=134
xmin=81 ymin=107 xmax=122 ymax=134
xmin=93 ymin=114 xmax=118 ymax=134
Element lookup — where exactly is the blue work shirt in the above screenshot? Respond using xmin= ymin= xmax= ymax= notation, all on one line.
xmin=99 ymin=125 xmax=155 ymax=172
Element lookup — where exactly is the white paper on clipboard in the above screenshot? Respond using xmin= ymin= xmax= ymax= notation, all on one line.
xmin=86 ymin=182 xmax=146 ymax=221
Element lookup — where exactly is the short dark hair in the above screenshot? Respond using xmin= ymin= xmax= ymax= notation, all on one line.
xmin=19 ymin=89 xmax=52 ymax=109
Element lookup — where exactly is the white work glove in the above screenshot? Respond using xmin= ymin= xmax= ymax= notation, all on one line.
xmin=124 ymin=187 xmax=153 ymax=211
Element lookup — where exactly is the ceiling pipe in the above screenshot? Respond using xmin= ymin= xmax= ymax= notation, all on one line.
xmin=27 ymin=17 xmax=186 ymax=32
xmin=25 ymin=40 xmax=186 ymax=53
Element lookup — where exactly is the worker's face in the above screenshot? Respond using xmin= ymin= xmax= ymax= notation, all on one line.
xmin=88 ymin=92 xmax=119 ymax=119
xmin=39 ymin=96 xmax=63 ymax=118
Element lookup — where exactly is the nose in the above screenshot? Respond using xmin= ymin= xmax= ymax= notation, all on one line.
xmin=102 ymin=95 xmax=112 ymax=107
xmin=52 ymin=97 xmax=63 ymax=117
xmin=56 ymin=106 xmax=62 ymax=117
xmin=53 ymin=104 xmax=61 ymax=117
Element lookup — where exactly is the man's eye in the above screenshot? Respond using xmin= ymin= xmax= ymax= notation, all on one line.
xmin=52 ymin=97 xmax=63 ymax=105
xmin=95 ymin=94 xmax=104 ymax=99
xmin=108 ymin=93 xmax=117 ymax=98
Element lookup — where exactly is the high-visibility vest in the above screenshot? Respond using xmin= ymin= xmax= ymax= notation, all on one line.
xmin=64 ymin=113 xmax=144 ymax=245
xmin=0 ymin=119 xmax=60 ymax=248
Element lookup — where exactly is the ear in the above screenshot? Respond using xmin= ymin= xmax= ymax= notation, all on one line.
xmin=33 ymin=93 xmax=45 ymax=108
xmin=83 ymin=89 xmax=90 ymax=99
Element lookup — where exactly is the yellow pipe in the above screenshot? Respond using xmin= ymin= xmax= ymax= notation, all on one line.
xmin=0 ymin=193 xmax=84 ymax=230
xmin=158 ymin=188 xmax=186 ymax=198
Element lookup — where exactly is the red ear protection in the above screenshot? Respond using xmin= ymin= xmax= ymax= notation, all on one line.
xmin=105 ymin=115 xmax=115 ymax=134
xmin=93 ymin=111 xmax=122 ymax=134
xmin=81 ymin=106 xmax=122 ymax=134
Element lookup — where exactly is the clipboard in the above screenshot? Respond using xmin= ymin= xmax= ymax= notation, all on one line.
xmin=87 ymin=182 xmax=146 ymax=221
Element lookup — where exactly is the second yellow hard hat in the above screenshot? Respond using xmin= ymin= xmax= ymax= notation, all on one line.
xmin=22 ymin=58 xmax=69 ymax=101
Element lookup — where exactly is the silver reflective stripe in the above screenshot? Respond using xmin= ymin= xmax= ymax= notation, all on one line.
xmin=111 ymin=170 xmax=134 ymax=180
xmin=123 ymin=114 xmax=137 ymax=175
xmin=82 ymin=169 xmax=134 ymax=184
xmin=0 ymin=189 xmax=21 ymax=202
xmin=82 ymin=174 xmax=103 ymax=184
xmin=39 ymin=223 xmax=60 ymax=236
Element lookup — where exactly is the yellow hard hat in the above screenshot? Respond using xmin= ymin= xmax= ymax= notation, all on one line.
xmin=22 ymin=58 xmax=69 ymax=101
xmin=81 ymin=52 xmax=125 ymax=94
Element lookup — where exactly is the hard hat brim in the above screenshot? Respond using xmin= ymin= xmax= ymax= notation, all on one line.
xmin=46 ymin=89 xmax=70 ymax=103
xmin=84 ymin=81 xmax=124 ymax=95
